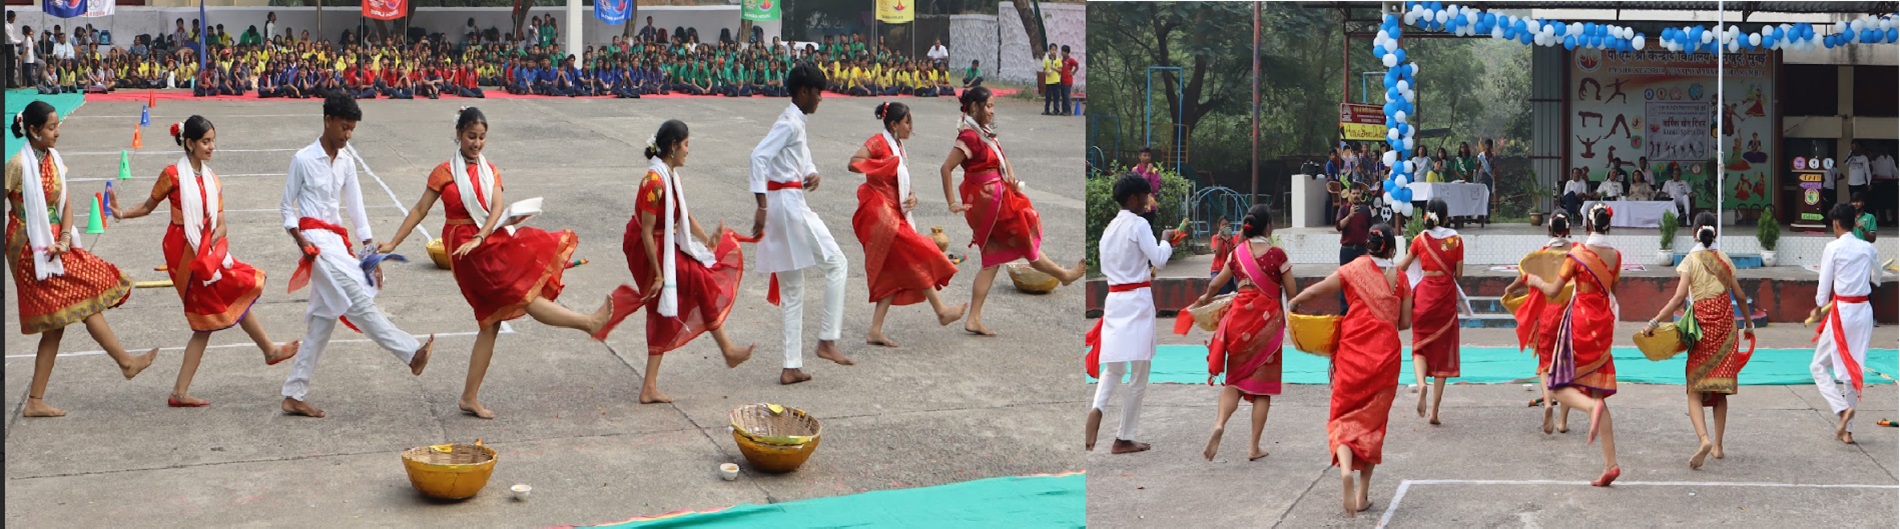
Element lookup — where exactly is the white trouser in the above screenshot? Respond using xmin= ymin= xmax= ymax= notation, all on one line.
xmin=282 ymin=261 xmax=422 ymax=400
xmin=1092 ymin=360 xmax=1152 ymax=441
xmin=779 ymin=249 xmax=848 ymax=369
xmin=1811 ymin=301 xmax=1873 ymax=430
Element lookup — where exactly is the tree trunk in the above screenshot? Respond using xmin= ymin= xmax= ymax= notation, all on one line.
xmin=1007 ymin=0 xmax=1044 ymax=57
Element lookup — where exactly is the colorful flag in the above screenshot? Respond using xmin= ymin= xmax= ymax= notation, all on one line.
xmin=82 ymin=0 xmax=114 ymax=18
xmin=595 ymin=0 xmax=631 ymax=26
xmin=363 ymin=0 xmax=406 ymax=21
xmin=42 ymin=0 xmax=86 ymax=19
xmin=876 ymin=0 xmax=913 ymax=24
xmin=741 ymin=0 xmax=780 ymax=22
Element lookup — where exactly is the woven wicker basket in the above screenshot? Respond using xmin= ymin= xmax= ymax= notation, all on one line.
xmin=730 ymin=403 xmax=822 ymax=473
xmin=1288 ymin=313 xmax=1341 ymax=357
xmin=1008 ymin=264 xmax=1059 ymax=294
xmin=1187 ymin=294 xmax=1236 ymax=332
xmin=1633 ymin=325 xmax=1687 ymax=361
xmin=426 ymin=238 xmax=452 ymax=270
xmin=400 ymin=443 xmax=496 ymax=500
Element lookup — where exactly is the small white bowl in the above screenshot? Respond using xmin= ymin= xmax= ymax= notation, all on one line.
xmin=510 ymin=483 xmax=532 ymax=500
xmin=719 ymin=463 xmax=740 ymax=481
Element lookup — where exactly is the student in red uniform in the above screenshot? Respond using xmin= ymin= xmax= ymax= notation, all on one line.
xmin=111 ymin=116 xmax=301 ymax=407
xmin=377 ymin=107 xmax=619 ymax=419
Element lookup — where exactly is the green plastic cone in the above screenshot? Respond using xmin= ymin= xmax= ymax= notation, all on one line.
xmin=86 ymin=196 xmax=106 ymax=234
xmin=119 ymin=150 xmax=132 ymax=180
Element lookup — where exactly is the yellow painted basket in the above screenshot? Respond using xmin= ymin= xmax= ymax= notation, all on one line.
xmin=1633 ymin=325 xmax=1688 ymax=361
xmin=1008 ymin=263 xmax=1059 ymax=294
xmin=1502 ymin=249 xmax=1574 ymax=312
xmin=1187 ymin=293 xmax=1235 ymax=332
xmin=1288 ymin=313 xmax=1341 ymax=357
xmin=426 ymin=237 xmax=452 ymax=270
xmin=730 ymin=403 xmax=823 ymax=474
xmin=400 ymin=442 xmax=496 ymax=500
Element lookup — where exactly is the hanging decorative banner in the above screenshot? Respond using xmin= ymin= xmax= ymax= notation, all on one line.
xmin=363 ymin=0 xmax=406 ymax=21
xmin=82 ymin=0 xmax=115 ymax=18
xmin=41 ymin=0 xmax=86 ymax=19
xmin=594 ymin=0 xmax=631 ymax=26
xmin=742 ymin=0 xmax=782 ymax=22
xmin=876 ymin=0 xmax=914 ymax=24
xmin=1339 ymin=103 xmax=1387 ymax=142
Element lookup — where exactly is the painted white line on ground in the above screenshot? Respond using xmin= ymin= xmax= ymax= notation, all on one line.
xmin=3 ymin=328 xmax=512 ymax=360
xmin=70 ymin=172 xmax=287 ymax=183
xmin=59 ymin=148 xmax=302 ymax=156
xmin=347 ymin=144 xmax=431 ymax=243
xmin=1377 ymin=478 xmax=1900 ymax=527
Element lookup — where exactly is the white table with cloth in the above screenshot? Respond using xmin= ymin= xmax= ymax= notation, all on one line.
xmin=1582 ymin=200 xmax=1675 ymax=228
xmin=1407 ymin=182 xmax=1490 ymax=217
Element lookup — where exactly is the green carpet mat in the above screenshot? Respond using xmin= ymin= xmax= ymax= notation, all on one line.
xmin=4 ymin=90 xmax=88 ymax=165
xmin=1087 ymin=345 xmax=1899 ymax=387
xmin=573 ymin=473 xmax=1084 ymax=528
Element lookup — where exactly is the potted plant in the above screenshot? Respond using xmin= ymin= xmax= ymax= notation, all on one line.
xmin=1658 ymin=211 xmax=1679 ymax=266
xmin=1757 ymin=207 xmax=1780 ymax=266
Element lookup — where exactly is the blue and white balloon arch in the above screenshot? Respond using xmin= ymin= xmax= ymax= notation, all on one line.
xmin=1368 ymin=1 xmax=1900 ymax=216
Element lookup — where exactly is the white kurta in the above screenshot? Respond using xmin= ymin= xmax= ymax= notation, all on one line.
xmin=1813 ymin=233 xmax=1880 ymax=418
xmin=1097 ymin=210 xmax=1172 ymax=364
xmin=751 ymin=103 xmax=843 ymax=274
xmin=280 ymin=140 xmax=375 ymax=320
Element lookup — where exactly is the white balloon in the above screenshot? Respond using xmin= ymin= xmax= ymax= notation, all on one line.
xmin=1403 ymin=137 xmax=1415 ymax=150
xmin=1749 ymin=33 xmax=1761 ymax=47
xmin=1403 ymin=160 xmax=1416 ymax=173
xmin=1534 ymin=33 xmax=1548 ymax=46
xmin=1387 ymin=128 xmax=1400 ymax=141
xmin=1465 ymin=12 xmax=1478 ymax=25
xmin=1702 ymin=30 xmax=1715 ymax=44
xmin=1633 ymin=35 xmax=1646 ymax=50
xmin=1411 ymin=63 xmax=1420 ymax=75
xmin=1850 ymin=19 xmax=1864 ymax=33
xmin=1883 ymin=18 xmax=1894 ymax=31
xmin=1436 ymin=10 xmax=1450 ymax=24
xmin=1383 ymin=150 xmax=1398 ymax=164
xmin=1401 ymin=202 xmax=1415 ymax=216
xmin=1403 ymin=12 xmax=1418 ymax=26
xmin=1567 ymin=23 xmax=1580 ymax=37
xmin=1403 ymin=90 xmax=1415 ymax=103
xmin=1492 ymin=26 xmax=1505 ymax=39
xmin=1395 ymin=110 xmax=1408 ymax=123
xmin=1396 ymin=79 xmax=1410 ymax=92
xmin=1727 ymin=40 xmax=1740 ymax=52
xmin=1378 ymin=30 xmax=1391 ymax=42
xmin=1383 ymin=54 xmax=1398 ymax=68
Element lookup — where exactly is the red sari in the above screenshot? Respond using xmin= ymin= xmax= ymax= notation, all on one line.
xmin=1512 ymin=247 xmax=1571 ymax=374
xmin=955 ymin=128 xmax=1042 ymax=268
xmin=850 ymin=134 xmax=956 ymax=305
xmin=5 ymin=154 xmax=134 ymax=334
xmin=427 ymin=162 xmax=578 ymax=326
xmin=1549 ymin=246 xmax=1619 ymax=398
xmin=1328 ymin=256 xmax=1409 ymax=470
xmin=612 ymin=168 xmax=745 ymax=355
xmin=1207 ymin=241 xmax=1288 ymax=396
xmin=1409 ymin=233 xmax=1462 ymax=377
xmin=154 ymin=165 xmax=263 ymax=331
xmin=1682 ymin=251 xmax=1741 ymax=397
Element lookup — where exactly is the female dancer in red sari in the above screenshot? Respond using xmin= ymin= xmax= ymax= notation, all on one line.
xmin=847 ymin=102 xmax=966 ymax=346
xmin=1645 ymin=212 xmax=1754 ymax=469
xmin=1288 ymin=224 xmax=1410 ymax=517
xmin=1526 ymin=203 xmax=1622 ymax=486
xmin=1506 ymin=214 xmax=1575 ymax=434
xmin=598 ymin=119 xmax=755 ymax=404
xmin=1191 ymin=205 xmax=1298 ymax=462
xmin=6 ymin=101 xmax=160 ymax=417
xmin=1392 ymin=198 xmax=1461 ymax=425
xmin=937 ymin=86 xmax=1084 ymax=336
xmin=112 ymin=116 xmax=300 ymax=407
xmin=378 ymin=107 xmax=617 ymax=419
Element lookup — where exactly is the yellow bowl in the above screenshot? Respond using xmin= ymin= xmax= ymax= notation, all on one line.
xmin=1008 ymin=264 xmax=1059 ymax=294
xmin=729 ymin=403 xmax=822 ymax=473
xmin=400 ymin=443 xmax=496 ymax=500
xmin=1188 ymin=294 xmax=1235 ymax=332
xmin=1633 ymin=325 xmax=1688 ymax=361
xmin=426 ymin=238 xmax=452 ymax=270
xmin=1288 ymin=313 xmax=1341 ymax=357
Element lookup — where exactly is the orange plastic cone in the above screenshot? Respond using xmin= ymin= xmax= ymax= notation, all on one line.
xmin=95 ymin=192 xmax=108 ymax=229
xmin=131 ymin=125 xmax=143 ymax=149
xmin=149 ymin=90 xmax=156 ymax=108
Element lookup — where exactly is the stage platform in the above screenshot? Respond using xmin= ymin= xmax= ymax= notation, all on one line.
xmin=1085 ymin=225 xmax=1899 ymax=324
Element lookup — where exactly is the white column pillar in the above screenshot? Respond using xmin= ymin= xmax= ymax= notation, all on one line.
xmin=566 ymin=0 xmax=582 ymax=59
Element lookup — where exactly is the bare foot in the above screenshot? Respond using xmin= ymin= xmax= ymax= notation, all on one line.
xmin=937 ymin=304 xmax=968 ymax=326
xmin=815 ymin=342 xmax=855 ymax=366
xmin=1836 ymin=409 xmax=1856 ymax=443
xmin=1416 ymin=391 xmax=1428 ymax=418
xmin=265 ymin=340 xmax=300 ymax=366
xmin=964 ymin=321 xmax=996 ymax=336
xmin=1109 ymin=439 xmax=1151 ymax=454
xmin=638 ymin=388 xmax=674 ymax=404
xmin=1690 ymin=441 xmax=1712 ymax=470
xmin=588 ymin=294 xmax=615 ymax=335
xmin=22 ymin=398 xmax=65 ymax=417
xmin=1341 ymin=474 xmax=1356 ymax=517
xmin=1841 ymin=432 xmax=1856 ymax=444
xmin=1084 ymin=408 xmax=1102 ymax=451
xmin=1429 ymin=415 xmax=1441 ymax=426
xmin=168 ymin=393 xmax=210 ymax=407
xmin=722 ymin=344 xmax=755 ymax=368
xmin=281 ymin=397 xmax=325 ymax=418
xmin=1542 ymin=405 xmax=1554 ymax=435
xmin=1357 ymin=497 xmax=1372 ymax=513
xmin=409 ymin=335 xmax=436 ymax=376
xmin=780 ymin=369 xmax=813 ymax=385
xmin=1248 ymin=448 xmax=1269 ymax=461
xmin=1059 ymin=259 xmax=1086 ymax=286
xmin=459 ymin=398 xmax=495 ymax=419
xmin=1203 ymin=427 xmax=1223 ymax=461
xmin=1712 ymin=445 xmax=1725 ymax=459
xmin=120 ymin=347 xmax=160 ymax=380
xmin=865 ymin=332 xmax=898 ymax=348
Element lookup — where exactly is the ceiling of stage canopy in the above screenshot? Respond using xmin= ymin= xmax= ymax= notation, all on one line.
xmin=1305 ymin=2 xmax=1899 ymax=17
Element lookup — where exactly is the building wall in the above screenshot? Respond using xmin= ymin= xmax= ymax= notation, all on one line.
xmin=996 ymin=1 xmax=1083 ymax=89
xmin=947 ymin=13 xmax=995 ymax=83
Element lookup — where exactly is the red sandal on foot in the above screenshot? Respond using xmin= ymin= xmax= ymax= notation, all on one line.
xmin=1591 ymin=466 xmax=1621 ymax=487
xmin=167 ymin=395 xmax=210 ymax=408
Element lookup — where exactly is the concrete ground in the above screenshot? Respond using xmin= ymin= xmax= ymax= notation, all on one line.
xmin=4 ymin=95 xmax=1087 ymax=527
xmin=1086 ymin=319 xmax=1900 ymax=528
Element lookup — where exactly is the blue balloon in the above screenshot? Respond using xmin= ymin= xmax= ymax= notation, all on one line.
xmin=1386 ymin=117 xmax=1398 ymax=129
xmin=1395 ymin=48 xmax=1408 ymax=64
xmin=1482 ymin=13 xmax=1496 ymax=26
xmin=1763 ymin=35 xmax=1776 ymax=48
xmin=1384 ymin=180 xmax=1399 ymax=194
xmin=1888 ymin=28 xmax=1897 ymax=43
xmin=1584 ymin=22 xmax=1596 ymax=35
xmin=1387 ymin=88 xmax=1403 ymax=102
xmin=1519 ymin=32 xmax=1534 ymax=45
xmin=1384 ymin=102 xmax=1398 ymax=115
xmin=1564 ymin=36 xmax=1578 ymax=50
xmin=1866 ymin=29 xmax=1880 ymax=43
xmin=1395 ymin=188 xmax=1413 ymax=202
xmin=1374 ymin=44 xmax=1389 ymax=57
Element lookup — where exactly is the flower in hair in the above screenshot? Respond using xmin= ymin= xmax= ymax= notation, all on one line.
xmin=171 ymin=121 xmax=183 ymax=138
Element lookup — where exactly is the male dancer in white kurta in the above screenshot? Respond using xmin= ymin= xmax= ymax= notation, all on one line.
xmin=1809 ymin=203 xmax=1880 ymax=444
xmin=277 ymin=94 xmax=434 ymax=418
xmin=1086 ymin=174 xmax=1175 ymax=454
xmin=751 ymin=63 xmax=852 ymax=385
